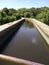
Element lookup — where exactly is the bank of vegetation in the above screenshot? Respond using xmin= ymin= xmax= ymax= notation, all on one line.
xmin=0 ymin=7 xmax=49 ymax=25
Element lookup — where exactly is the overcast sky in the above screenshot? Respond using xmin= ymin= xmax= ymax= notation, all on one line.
xmin=0 ymin=0 xmax=49 ymax=10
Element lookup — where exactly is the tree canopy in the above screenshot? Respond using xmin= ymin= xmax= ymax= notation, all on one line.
xmin=0 ymin=7 xmax=49 ymax=25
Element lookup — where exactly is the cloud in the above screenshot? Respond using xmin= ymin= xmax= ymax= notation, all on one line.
xmin=0 ymin=0 xmax=14 ymax=3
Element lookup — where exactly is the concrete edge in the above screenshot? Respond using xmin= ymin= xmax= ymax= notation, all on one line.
xmin=25 ymin=18 xmax=49 ymax=45
xmin=0 ymin=18 xmax=25 ymax=45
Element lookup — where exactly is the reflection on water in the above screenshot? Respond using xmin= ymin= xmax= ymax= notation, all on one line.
xmin=0 ymin=21 xmax=49 ymax=65
xmin=24 ymin=21 xmax=33 ymax=28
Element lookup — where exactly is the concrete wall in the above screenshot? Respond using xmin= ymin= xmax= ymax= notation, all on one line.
xmin=0 ymin=18 xmax=25 ymax=46
xmin=25 ymin=18 xmax=49 ymax=45
xmin=0 ymin=18 xmax=49 ymax=46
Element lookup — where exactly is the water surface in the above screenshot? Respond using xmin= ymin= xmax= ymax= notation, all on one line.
xmin=0 ymin=21 xmax=49 ymax=65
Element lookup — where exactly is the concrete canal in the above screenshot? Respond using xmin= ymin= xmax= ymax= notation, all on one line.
xmin=0 ymin=21 xmax=49 ymax=65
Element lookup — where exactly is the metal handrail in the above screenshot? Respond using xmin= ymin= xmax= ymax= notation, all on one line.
xmin=0 ymin=54 xmax=44 ymax=65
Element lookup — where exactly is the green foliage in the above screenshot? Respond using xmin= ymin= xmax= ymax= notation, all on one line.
xmin=24 ymin=12 xmax=30 ymax=18
xmin=17 ymin=8 xmax=26 ymax=17
xmin=9 ymin=8 xmax=16 ymax=16
xmin=0 ymin=12 xmax=3 ymax=25
xmin=44 ymin=11 xmax=49 ymax=25
xmin=0 ymin=18 xmax=3 ymax=25
xmin=15 ymin=14 xmax=21 ymax=20
xmin=0 ymin=8 xmax=21 ymax=25
xmin=0 ymin=7 xmax=49 ymax=25
xmin=2 ymin=8 xmax=9 ymax=15
xmin=3 ymin=16 xmax=16 ymax=24
xmin=36 ymin=13 xmax=45 ymax=22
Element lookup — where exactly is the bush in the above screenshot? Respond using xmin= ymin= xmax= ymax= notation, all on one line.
xmin=9 ymin=16 xmax=16 ymax=22
xmin=15 ymin=14 xmax=21 ymax=20
xmin=0 ymin=18 xmax=3 ymax=25
xmin=44 ymin=12 xmax=49 ymax=25
xmin=3 ymin=16 xmax=16 ymax=24
xmin=24 ymin=12 xmax=30 ymax=18
xmin=3 ymin=16 xmax=9 ymax=24
xmin=36 ymin=13 xmax=45 ymax=23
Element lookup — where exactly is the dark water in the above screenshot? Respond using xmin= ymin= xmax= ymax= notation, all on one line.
xmin=0 ymin=21 xmax=49 ymax=65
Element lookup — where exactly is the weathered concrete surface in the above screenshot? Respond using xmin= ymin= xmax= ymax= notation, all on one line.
xmin=0 ymin=18 xmax=24 ymax=31
xmin=0 ymin=18 xmax=49 ymax=45
xmin=25 ymin=18 xmax=49 ymax=45
xmin=0 ymin=18 xmax=25 ymax=45
xmin=0 ymin=18 xmax=46 ymax=65
xmin=0 ymin=18 xmax=44 ymax=65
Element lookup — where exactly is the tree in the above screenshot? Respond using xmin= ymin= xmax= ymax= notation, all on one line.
xmin=36 ymin=12 xmax=45 ymax=22
xmin=9 ymin=8 xmax=16 ymax=16
xmin=24 ymin=12 xmax=30 ymax=18
xmin=44 ymin=11 xmax=49 ymax=25
xmin=0 ymin=12 xmax=3 ymax=25
xmin=0 ymin=7 xmax=49 ymax=25
xmin=2 ymin=7 xmax=9 ymax=15
xmin=17 ymin=8 xmax=27 ymax=17
xmin=15 ymin=14 xmax=21 ymax=20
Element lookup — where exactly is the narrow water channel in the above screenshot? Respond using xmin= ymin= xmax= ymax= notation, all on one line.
xmin=0 ymin=21 xmax=49 ymax=65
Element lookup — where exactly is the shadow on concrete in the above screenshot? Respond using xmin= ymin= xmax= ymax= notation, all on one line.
xmin=0 ymin=21 xmax=25 ymax=53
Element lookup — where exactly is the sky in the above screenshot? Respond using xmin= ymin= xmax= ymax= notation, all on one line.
xmin=0 ymin=0 xmax=49 ymax=10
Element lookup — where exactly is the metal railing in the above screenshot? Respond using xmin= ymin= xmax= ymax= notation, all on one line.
xmin=0 ymin=54 xmax=44 ymax=65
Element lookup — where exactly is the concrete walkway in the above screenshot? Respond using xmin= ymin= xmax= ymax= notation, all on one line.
xmin=25 ymin=18 xmax=49 ymax=45
xmin=0 ymin=18 xmax=24 ymax=32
